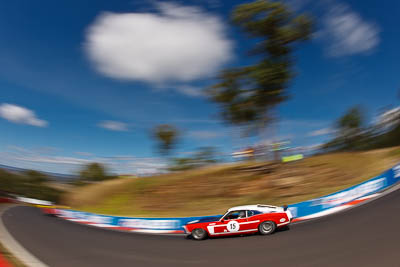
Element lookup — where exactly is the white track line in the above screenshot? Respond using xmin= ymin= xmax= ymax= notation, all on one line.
xmin=0 ymin=204 xmax=49 ymax=267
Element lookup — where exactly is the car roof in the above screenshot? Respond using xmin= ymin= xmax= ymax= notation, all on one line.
xmin=227 ymin=204 xmax=282 ymax=213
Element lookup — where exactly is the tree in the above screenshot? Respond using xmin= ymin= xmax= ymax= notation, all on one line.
xmin=152 ymin=124 xmax=180 ymax=156
xmin=368 ymin=106 xmax=400 ymax=148
xmin=79 ymin=163 xmax=110 ymax=182
xmin=374 ymin=106 xmax=400 ymax=133
xmin=194 ymin=146 xmax=219 ymax=165
xmin=0 ymin=169 xmax=62 ymax=202
xmin=23 ymin=170 xmax=49 ymax=184
xmin=323 ymin=106 xmax=366 ymax=151
xmin=168 ymin=147 xmax=220 ymax=171
xmin=337 ymin=106 xmax=364 ymax=142
xmin=208 ymin=0 xmax=312 ymax=137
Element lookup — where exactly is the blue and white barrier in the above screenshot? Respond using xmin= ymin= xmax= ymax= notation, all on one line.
xmin=56 ymin=210 xmax=217 ymax=234
xmin=289 ymin=162 xmax=400 ymax=221
xmin=54 ymin=163 xmax=400 ymax=233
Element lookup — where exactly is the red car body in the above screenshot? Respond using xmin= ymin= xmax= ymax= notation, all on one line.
xmin=184 ymin=204 xmax=292 ymax=239
xmin=0 ymin=197 xmax=14 ymax=204
xmin=38 ymin=205 xmax=68 ymax=216
xmin=41 ymin=207 xmax=59 ymax=216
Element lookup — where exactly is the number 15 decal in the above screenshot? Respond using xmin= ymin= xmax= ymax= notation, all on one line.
xmin=227 ymin=221 xmax=240 ymax=232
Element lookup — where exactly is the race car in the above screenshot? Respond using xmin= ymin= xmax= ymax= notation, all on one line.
xmin=37 ymin=205 xmax=69 ymax=216
xmin=184 ymin=204 xmax=293 ymax=240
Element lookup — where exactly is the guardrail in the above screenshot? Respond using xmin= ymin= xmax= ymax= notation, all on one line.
xmin=289 ymin=163 xmax=400 ymax=221
xmin=55 ymin=210 xmax=217 ymax=234
xmin=51 ymin=163 xmax=400 ymax=234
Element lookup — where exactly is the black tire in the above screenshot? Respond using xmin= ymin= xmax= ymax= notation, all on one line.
xmin=258 ymin=221 xmax=276 ymax=235
xmin=191 ymin=228 xmax=208 ymax=240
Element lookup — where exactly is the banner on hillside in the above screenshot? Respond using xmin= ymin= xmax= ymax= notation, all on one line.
xmin=287 ymin=164 xmax=399 ymax=218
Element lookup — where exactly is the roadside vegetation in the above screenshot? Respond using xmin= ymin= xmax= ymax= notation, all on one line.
xmin=0 ymin=240 xmax=26 ymax=267
xmin=0 ymin=169 xmax=63 ymax=202
xmin=73 ymin=163 xmax=117 ymax=187
xmin=0 ymin=162 xmax=118 ymax=203
xmin=64 ymin=147 xmax=399 ymax=217
xmin=323 ymin=105 xmax=400 ymax=152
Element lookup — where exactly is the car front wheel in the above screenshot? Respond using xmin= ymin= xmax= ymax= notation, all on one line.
xmin=191 ymin=228 xmax=208 ymax=240
xmin=258 ymin=221 xmax=276 ymax=235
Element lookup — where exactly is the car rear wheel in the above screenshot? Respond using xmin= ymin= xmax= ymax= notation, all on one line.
xmin=258 ymin=221 xmax=276 ymax=235
xmin=191 ymin=228 xmax=207 ymax=240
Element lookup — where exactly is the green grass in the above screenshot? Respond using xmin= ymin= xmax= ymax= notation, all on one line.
xmin=388 ymin=148 xmax=400 ymax=157
xmin=64 ymin=147 xmax=400 ymax=217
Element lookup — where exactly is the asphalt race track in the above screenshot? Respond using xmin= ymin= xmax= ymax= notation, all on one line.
xmin=3 ymin=189 xmax=400 ymax=267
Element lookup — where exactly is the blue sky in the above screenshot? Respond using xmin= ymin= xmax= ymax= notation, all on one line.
xmin=0 ymin=0 xmax=399 ymax=175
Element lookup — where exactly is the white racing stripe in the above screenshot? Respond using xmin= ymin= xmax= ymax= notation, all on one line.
xmin=210 ymin=229 xmax=258 ymax=235
xmin=277 ymin=222 xmax=290 ymax=227
xmin=208 ymin=220 xmax=260 ymax=234
xmin=239 ymin=220 xmax=260 ymax=225
xmin=212 ymin=220 xmax=260 ymax=227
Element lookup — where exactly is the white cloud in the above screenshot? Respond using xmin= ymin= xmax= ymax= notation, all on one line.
xmin=0 ymin=103 xmax=48 ymax=127
xmin=154 ymin=84 xmax=206 ymax=97
xmin=373 ymin=106 xmax=400 ymax=129
xmin=257 ymin=134 xmax=294 ymax=146
xmin=308 ymin=127 xmax=335 ymax=137
xmin=6 ymin=145 xmax=29 ymax=153
xmin=0 ymin=146 xmax=166 ymax=176
xmin=15 ymin=155 xmax=91 ymax=165
xmin=298 ymin=143 xmax=323 ymax=152
xmin=98 ymin=120 xmax=129 ymax=131
xmin=85 ymin=2 xmax=233 ymax=83
xmin=174 ymin=85 xmax=206 ymax=97
xmin=321 ymin=3 xmax=380 ymax=57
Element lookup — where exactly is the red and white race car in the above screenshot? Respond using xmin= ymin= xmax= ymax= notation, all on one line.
xmin=184 ymin=204 xmax=293 ymax=240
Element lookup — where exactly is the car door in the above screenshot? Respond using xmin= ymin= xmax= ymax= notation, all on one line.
xmin=211 ymin=210 xmax=247 ymax=235
xmin=244 ymin=210 xmax=262 ymax=231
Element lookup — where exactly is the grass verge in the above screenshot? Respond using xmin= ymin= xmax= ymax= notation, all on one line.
xmin=64 ymin=147 xmax=400 ymax=217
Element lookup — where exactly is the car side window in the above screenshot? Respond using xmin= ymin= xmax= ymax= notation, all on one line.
xmin=224 ymin=210 xmax=247 ymax=220
xmin=247 ymin=210 xmax=261 ymax=217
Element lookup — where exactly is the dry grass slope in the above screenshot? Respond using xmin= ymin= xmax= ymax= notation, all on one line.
xmin=63 ymin=147 xmax=400 ymax=217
